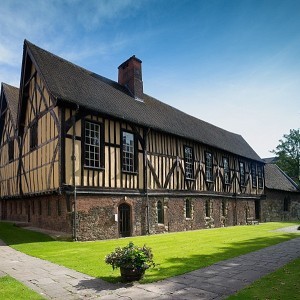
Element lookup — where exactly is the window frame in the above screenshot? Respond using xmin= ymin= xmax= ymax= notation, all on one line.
xmin=157 ymin=200 xmax=164 ymax=224
xmin=239 ymin=161 xmax=246 ymax=186
xmin=84 ymin=120 xmax=104 ymax=169
xmin=30 ymin=119 xmax=38 ymax=151
xmin=121 ymin=130 xmax=137 ymax=174
xmin=185 ymin=199 xmax=192 ymax=219
xmin=221 ymin=200 xmax=227 ymax=217
xmin=8 ymin=138 xmax=14 ymax=162
xmin=251 ymin=163 xmax=257 ymax=188
xmin=283 ymin=196 xmax=290 ymax=212
xmin=257 ymin=165 xmax=263 ymax=188
xmin=205 ymin=151 xmax=213 ymax=182
xmin=205 ymin=199 xmax=211 ymax=217
xmin=223 ymin=157 xmax=230 ymax=185
xmin=184 ymin=145 xmax=194 ymax=180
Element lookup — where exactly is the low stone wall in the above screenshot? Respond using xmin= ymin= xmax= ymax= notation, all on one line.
xmin=261 ymin=189 xmax=300 ymax=222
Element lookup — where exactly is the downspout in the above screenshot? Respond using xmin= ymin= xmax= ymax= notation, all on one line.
xmin=144 ymin=128 xmax=150 ymax=234
xmin=72 ymin=105 xmax=79 ymax=241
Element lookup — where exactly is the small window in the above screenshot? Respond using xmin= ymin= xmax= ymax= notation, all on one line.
xmin=205 ymin=152 xmax=213 ymax=182
xmin=47 ymin=199 xmax=51 ymax=216
xmin=283 ymin=197 xmax=290 ymax=212
xmin=223 ymin=157 xmax=230 ymax=184
xmin=39 ymin=200 xmax=42 ymax=215
xmin=185 ymin=199 xmax=192 ymax=218
xmin=84 ymin=121 xmax=102 ymax=168
xmin=32 ymin=201 xmax=35 ymax=215
xmin=239 ymin=162 xmax=245 ymax=186
xmin=122 ymin=131 xmax=135 ymax=173
xmin=184 ymin=146 xmax=194 ymax=179
xmin=221 ymin=200 xmax=226 ymax=216
xmin=205 ymin=200 xmax=211 ymax=217
xmin=57 ymin=199 xmax=61 ymax=216
xmin=157 ymin=200 xmax=164 ymax=224
xmin=258 ymin=166 xmax=263 ymax=188
xmin=8 ymin=139 xmax=14 ymax=162
xmin=251 ymin=164 xmax=257 ymax=187
xmin=30 ymin=119 xmax=38 ymax=150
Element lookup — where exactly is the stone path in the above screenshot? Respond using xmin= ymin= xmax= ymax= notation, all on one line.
xmin=0 ymin=236 xmax=300 ymax=299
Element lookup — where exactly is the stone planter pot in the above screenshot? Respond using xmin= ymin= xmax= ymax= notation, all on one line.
xmin=120 ymin=267 xmax=145 ymax=282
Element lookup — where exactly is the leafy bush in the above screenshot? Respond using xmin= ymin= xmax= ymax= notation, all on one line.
xmin=105 ymin=241 xmax=155 ymax=271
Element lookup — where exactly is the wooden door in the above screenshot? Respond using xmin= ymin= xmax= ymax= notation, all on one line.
xmin=119 ymin=204 xmax=131 ymax=237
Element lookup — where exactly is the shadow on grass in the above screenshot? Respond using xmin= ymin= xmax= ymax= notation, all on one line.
xmin=0 ymin=221 xmax=54 ymax=245
xmin=140 ymin=234 xmax=298 ymax=284
xmin=73 ymin=235 xmax=300 ymax=297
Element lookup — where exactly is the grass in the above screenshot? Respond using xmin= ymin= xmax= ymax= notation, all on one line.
xmin=227 ymin=257 xmax=300 ymax=299
xmin=0 ymin=221 xmax=299 ymax=283
xmin=0 ymin=275 xmax=45 ymax=300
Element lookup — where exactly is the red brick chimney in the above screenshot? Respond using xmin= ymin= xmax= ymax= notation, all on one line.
xmin=118 ymin=55 xmax=143 ymax=100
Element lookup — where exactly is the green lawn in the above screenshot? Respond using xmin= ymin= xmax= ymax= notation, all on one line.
xmin=227 ymin=257 xmax=300 ymax=299
xmin=0 ymin=275 xmax=45 ymax=300
xmin=0 ymin=221 xmax=299 ymax=283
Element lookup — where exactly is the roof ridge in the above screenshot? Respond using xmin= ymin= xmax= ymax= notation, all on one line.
xmin=25 ymin=40 xmax=127 ymax=93
xmin=273 ymin=164 xmax=300 ymax=191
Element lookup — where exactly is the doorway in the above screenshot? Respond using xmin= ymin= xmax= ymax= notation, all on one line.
xmin=118 ymin=203 xmax=131 ymax=237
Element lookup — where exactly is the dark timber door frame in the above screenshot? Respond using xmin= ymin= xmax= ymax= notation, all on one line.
xmin=118 ymin=203 xmax=131 ymax=237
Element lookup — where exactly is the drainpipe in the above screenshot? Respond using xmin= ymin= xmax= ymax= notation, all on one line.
xmin=144 ymin=128 xmax=150 ymax=234
xmin=72 ymin=105 xmax=79 ymax=241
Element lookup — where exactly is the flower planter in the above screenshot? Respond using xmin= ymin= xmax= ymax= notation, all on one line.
xmin=120 ymin=267 xmax=145 ymax=282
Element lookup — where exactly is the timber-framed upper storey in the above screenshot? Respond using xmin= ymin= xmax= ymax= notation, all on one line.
xmin=0 ymin=40 xmax=264 ymax=200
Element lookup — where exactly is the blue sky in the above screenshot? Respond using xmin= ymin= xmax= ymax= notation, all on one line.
xmin=0 ymin=0 xmax=299 ymax=158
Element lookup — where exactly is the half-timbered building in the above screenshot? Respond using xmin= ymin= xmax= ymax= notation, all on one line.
xmin=0 ymin=40 xmax=267 ymax=240
xmin=0 ymin=83 xmax=20 ymax=220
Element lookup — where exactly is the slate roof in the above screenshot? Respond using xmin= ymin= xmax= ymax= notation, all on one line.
xmin=2 ymin=83 xmax=19 ymax=128
xmin=265 ymin=164 xmax=300 ymax=192
xmin=263 ymin=157 xmax=278 ymax=164
xmin=24 ymin=40 xmax=262 ymax=162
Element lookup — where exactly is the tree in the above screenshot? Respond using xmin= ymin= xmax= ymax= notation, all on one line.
xmin=271 ymin=129 xmax=300 ymax=184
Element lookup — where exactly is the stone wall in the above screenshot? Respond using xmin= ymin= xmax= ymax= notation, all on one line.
xmin=1 ymin=193 xmax=259 ymax=241
xmin=74 ymin=195 xmax=146 ymax=241
xmin=261 ymin=189 xmax=300 ymax=222
xmin=147 ymin=196 xmax=256 ymax=236
xmin=2 ymin=194 xmax=72 ymax=233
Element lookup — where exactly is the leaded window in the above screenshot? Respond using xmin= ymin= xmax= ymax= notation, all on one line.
xmin=85 ymin=121 xmax=102 ymax=168
xmin=157 ymin=200 xmax=164 ymax=224
xmin=205 ymin=152 xmax=213 ymax=182
xmin=30 ymin=119 xmax=38 ymax=150
xmin=240 ymin=162 xmax=245 ymax=186
xmin=184 ymin=146 xmax=194 ymax=179
xmin=8 ymin=139 xmax=14 ymax=162
xmin=251 ymin=164 xmax=257 ymax=187
xmin=258 ymin=166 xmax=263 ymax=188
xmin=122 ymin=131 xmax=135 ymax=173
xmin=223 ymin=157 xmax=230 ymax=184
